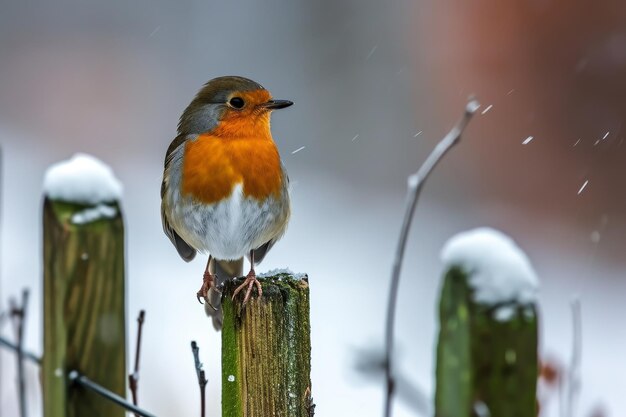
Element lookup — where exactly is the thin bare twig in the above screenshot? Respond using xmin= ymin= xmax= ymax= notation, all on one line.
xmin=382 ymin=99 xmax=480 ymax=417
xmin=563 ymin=298 xmax=582 ymax=417
xmin=0 ymin=146 xmax=4 ymax=407
xmin=10 ymin=289 xmax=30 ymax=417
xmin=129 ymin=310 xmax=146 ymax=416
xmin=191 ymin=341 xmax=208 ymax=417
xmin=354 ymin=346 xmax=430 ymax=416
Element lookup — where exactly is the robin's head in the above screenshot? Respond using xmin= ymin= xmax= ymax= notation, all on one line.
xmin=178 ymin=76 xmax=293 ymax=137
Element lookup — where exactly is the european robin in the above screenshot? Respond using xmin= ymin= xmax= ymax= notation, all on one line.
xmin=160 ymin=76 xmax=292 ymax=328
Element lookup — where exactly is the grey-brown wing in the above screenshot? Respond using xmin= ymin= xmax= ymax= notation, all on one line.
xmin=205 ymin=258 xmax=244 ymax=331
xmin=161 ymin=134 xmax=196 ymax=262
xmin=252 ymin=239 xmax=276 ymax=265
xmin=161 ymin=205 xmax=196 ymax=262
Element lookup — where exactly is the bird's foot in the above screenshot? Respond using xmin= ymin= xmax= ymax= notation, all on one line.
xmin=232 ymin=270 xmax=262 ymax=305
xmin=196 ymin=270 xmax=214 ymax=304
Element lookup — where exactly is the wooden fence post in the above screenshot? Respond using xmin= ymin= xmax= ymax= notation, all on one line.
xmin=435 ymin=228 xmax=539 ymax=417
xmin=222 ymin=272 xmax=313 ymax=417
xmin=42 ymin=197 xmax=126 ymax=417
xmin=434 ymin=267 xmax=538 ymax=417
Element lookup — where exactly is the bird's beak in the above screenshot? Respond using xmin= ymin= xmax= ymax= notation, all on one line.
xmin=262 ymin=99 xmax=293 ymax=110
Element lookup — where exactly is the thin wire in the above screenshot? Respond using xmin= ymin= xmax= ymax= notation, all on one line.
xmin=69 ymin=371 xmax=157 ymax=417
xmin=0 ymin=339 xmax=158 ymax=416
xmin=0 ymin=336 xmax=41 ymax=364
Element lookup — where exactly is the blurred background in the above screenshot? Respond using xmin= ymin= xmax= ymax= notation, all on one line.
xmin=1 ymin=0 xmax=625 ymax=416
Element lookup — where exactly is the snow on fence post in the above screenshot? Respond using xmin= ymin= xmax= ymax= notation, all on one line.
xmin=42 ymin=154 xmax=126 ymax=417
xmin=221 ymin=271 xmax=313 ymax=417
xmin=435 ymin=228 xmax=539 ymax=417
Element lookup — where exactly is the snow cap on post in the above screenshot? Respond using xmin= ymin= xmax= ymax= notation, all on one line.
xmin=441 ymin=227 xmax=539 ymax=306
xmin=435 ymin=227 xmax=539 ymax=415
xmin=43 ymin=153 xmax=123 ymax=205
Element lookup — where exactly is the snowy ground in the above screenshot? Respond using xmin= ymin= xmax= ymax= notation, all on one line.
xmin=1 ymin=1 xmax=624 ymax=416
xmin=1 ymin=138 xmax=624 ymax=417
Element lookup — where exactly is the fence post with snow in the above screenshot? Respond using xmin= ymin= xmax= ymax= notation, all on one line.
xmin=221 ymin=271 xmax=313 ymax=417
xmin=435 ymin=228 xmax=539 ymax=417
xmin=42 ymin=154 xmax=127 ymax=417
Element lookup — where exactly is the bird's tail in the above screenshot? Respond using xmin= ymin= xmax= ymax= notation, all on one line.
xmin=205 ymin=258 xmax=243 ymax=330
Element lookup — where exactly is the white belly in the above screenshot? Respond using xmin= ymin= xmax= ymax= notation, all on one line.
xmin=167 ymin=183 xmax=289 ymax=260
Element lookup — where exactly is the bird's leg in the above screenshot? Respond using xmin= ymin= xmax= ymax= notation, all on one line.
xmin=232 ymin=250 xmax=262 ymax=305
xmin=196 ymin=255 xmax=214 ymax=304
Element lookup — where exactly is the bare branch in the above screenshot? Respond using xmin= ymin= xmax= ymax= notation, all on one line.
xmin=383 ymin=100 xmax=480 ymax=417
xmin=191 ymin=341 xmax=208 ymax=417
xmin=0 ymin=310 xmax=6 ymax=326
xmin=564 ymin=298 xmax=582 ymax=417
xmin=129 ymin=310 xmax=146 ymax=416
xmin=354 ymin=346 xmax=431 ymax=416
xmin=10 ymin=289 xmax=30 ymax=417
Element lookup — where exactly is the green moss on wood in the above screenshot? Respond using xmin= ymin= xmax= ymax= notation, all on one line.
xmin=435 ymin=267 xmax=538 ymax=417
xmin=42 ymin=198 xmax=126 ymax=417
xmin=222 ymin=273 xmax=312 ymax=417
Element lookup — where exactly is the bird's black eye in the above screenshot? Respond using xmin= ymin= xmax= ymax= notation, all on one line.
xmin=229 ymin=97 xmax=245 ymax=109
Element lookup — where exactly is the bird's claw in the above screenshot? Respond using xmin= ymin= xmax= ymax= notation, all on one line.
xmin=232 ymin=272 xmax=263 ymax=306
xmin=196 ymin=271 xmax=215 ymax=304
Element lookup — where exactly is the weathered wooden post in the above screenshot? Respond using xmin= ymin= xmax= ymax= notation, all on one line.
xmin=435 ymin=228 xmax=539 ymax=417
xmin=221 ymin=272 xmax=313 ymax=417
xmin=42 ymin=154 xmax=126 ymax=417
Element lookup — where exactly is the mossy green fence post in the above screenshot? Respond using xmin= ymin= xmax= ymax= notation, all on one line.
xmin=42 ymin=197 xmax=126 ymax=417
xmin=434 ymin=266 xmax=538 ymax=417
xmin=222 ymin=273 xmax=313 ymax=417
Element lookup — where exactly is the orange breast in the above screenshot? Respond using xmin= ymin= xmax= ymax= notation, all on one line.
xmin=181 ymin=132 xmax=283 ymax=204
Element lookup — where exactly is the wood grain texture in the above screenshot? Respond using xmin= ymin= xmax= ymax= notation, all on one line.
xmin=222 ymin=273 xmax=313 ymax=417
xmin=42 ymin=198 xmax=126 ymax=417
